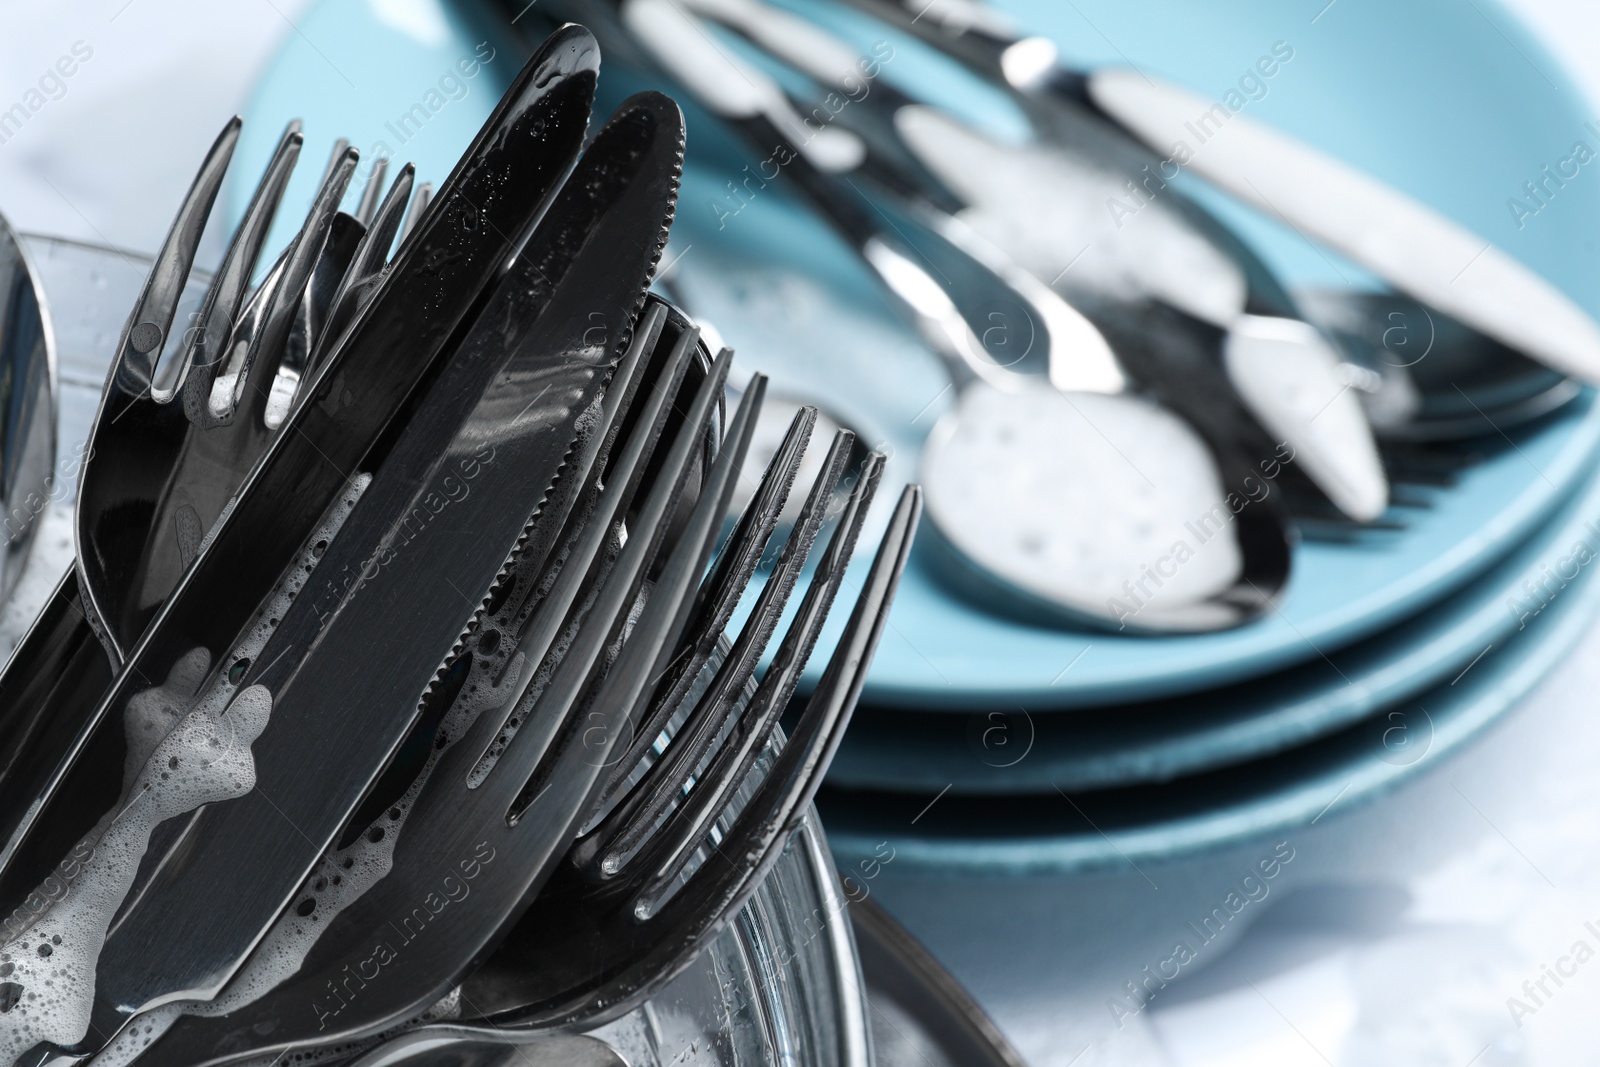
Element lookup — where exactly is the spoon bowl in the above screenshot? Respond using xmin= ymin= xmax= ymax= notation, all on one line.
xmin=920 ymin=377 xmax=1292 ymax=633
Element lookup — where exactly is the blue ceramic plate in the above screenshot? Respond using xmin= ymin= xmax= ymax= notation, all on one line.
xmin=238 ymin=0 xmax=1600 ymax=709
xmin=818 ymin=508 xmax=1600 ymax=875
xmin=827 ymin=437 xmax=1600 ymax=793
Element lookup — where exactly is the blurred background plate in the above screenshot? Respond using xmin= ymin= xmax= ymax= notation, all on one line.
xmin=827 ymin=435 xmax=1600 ymax=794
xmin=238 ymin=0 xmax=1600 ymax=712
xmin=817 ymin=510 xmax=1600 ymax=875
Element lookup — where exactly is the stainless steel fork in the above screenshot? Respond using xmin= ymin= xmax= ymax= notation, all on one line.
xmin=74 ymin=119 xmax=365 ymax=663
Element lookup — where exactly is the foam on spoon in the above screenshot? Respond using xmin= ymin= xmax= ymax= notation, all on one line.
xmin=923 ymin=384 xmax=1243 ymax=624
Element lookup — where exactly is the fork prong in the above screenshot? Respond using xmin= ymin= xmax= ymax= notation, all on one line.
xmin=104 ymin=116 xmax=240 ymax=402
xmin=624 ymin=451 xmax=888 ymax=915
xmin=588 ymin=426 xmax=855 ymax=872
xmin=304 ymin=163 xmax=417 ymax=385
xmin=354 ymin=156 xmax=390 ymax=226
xmin=319 ymin=137 xmax=352 ymax=185
xmin=178 ymin=121 xmax=303 ymax=420
xmin=399 ymin=182 xmax=434 ymax=244
xmin=601 ymin=403 xmax=819 ymax=796
xmin=496 ymin=350 xmax=751 ymax=822
xmin=459 ymin=319 xmax=707 ymax=778
xmin=633 ymin=479 xmax=918 ymax=922
xmin=225 ymin=144 xmax=359 ymax=427
xmin=754 ymin=481 xmax=920 ymax=815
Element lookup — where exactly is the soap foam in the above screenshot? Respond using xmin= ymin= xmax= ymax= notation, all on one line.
xmin=923 ymin=383 xmax=1243 ymax=617
xmin=0 ymin=474 xmax=371 ymax=1067
xmin=895 ymin=105 xmax=1248 ymax=329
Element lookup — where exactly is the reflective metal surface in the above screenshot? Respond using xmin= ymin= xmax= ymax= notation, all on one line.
xmin=0 ymin=30 xmax=607 ymax=1065
xmin=0 ymin=213 xmax=56 ymax=608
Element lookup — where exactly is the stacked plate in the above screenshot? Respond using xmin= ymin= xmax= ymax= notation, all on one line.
xmin=236 ymin=0 xmax=1600 ymax=889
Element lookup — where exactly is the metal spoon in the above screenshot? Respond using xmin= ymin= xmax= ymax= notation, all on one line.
xmin=847 ymin=0 xmax=1600 ymax=388
xmin=615 ymin=0 xmax=1292 ymax=632
xmin=0 ymin=210 xmax=56 ymax=606
xmin=617 ymin=0 xmax=1119 ymax=388
xmin=688 ymin=0 xmax=1386 ymax=523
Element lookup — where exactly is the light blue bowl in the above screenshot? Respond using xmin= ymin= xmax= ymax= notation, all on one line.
xmin=234 ymin=0 xmax=1600 ymax=710
xmin=818 ymin=509 xmax=1600 ymax=875
xmin=828 ymin=434 xmax=1600 ymax=793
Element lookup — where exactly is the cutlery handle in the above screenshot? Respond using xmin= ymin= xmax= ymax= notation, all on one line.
xmin=621 ymin=0 xmax=882 ymax=245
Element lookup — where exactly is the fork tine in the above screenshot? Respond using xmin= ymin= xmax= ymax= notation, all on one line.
xmin=585 ymin=426 xmax=855 ymax=873
xmin=178 ymin=121 xmax=303 ymax=419
xmin=224 ymin=143 xmax=358 ymax=427
xmin=399 ymin=181 xmax=434 ymax=244
xmin=354 ymin=156 xmax=390 ymax=226
xmin=493 ymin=349 xmax=750 ymax=820
xmin=304 ymin=163 xmax=417 ymax=385
xmin=624 ymin=452 xmax=890 ymax=917
xmin=600 ymin=403 xmax=819 ymax=797
xmin=103 ymin=116 xmax=240 ymax=402
xmin=741 ymin=481 xmax=921 ymax=828
xmin=459 ymin=317 xmax=704 ymax=778
xmin=319 ymin=137 xmax=352 ymax=184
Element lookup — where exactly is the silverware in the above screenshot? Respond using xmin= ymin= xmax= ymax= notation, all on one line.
xmin=463 ymin=470 xmax=918 ymax=1035
xmin=0 ymin=29 xmax=606 ymax=1062
xmin=133 ymin=291 xmax=727 ymax=1064
xmin=74 ymin=119 xmax=346 ymax=664
xmin=0 ymin=212 xmax=55 ymax=607
xmin=915 ymin=359 xmax=1294 ymax=632
xmin=1087 ymin=69 xmax=1600 ymax=385
xmin=681 ymin=0 xmax=1387 ymax=525
xmin=605 ymin=0 xmax=1292 ymax=633
xmin=614 ymin=0 xmax=1124 ymax=398
xmin=123 ymin=304 xmax=916 ymax=1067
xmin=18 ymin=79 xmax=660 ymax=1067
xmin=849 ymin=0 xmax=1600 ymax=388
xmin=0 ymin=128 xmax=374 ymax=894
xmin=301 ymin=162 xmax=417 ymax=396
